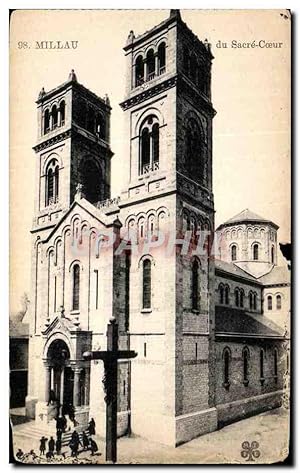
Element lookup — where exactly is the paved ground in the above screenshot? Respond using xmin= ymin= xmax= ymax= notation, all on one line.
xmin=11 ymin=407 xmax=289 ymax=464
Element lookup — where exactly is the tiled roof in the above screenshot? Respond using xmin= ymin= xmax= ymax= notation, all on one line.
xmin=215 ymin=306 xmax=284 ymax=338
xmin=9 ymin=321 xmax=29 ymax=338
xmin=259 ymin=266 xmax=290 ymax=285
xmin=217 ymin=209 xmax=278 ymax=229
xmin=215 ymin=259 xmax=260 ymax=283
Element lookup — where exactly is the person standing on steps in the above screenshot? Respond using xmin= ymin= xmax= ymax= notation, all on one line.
xmin=82 ymin=431 xmax=89 ymax=451
xmin=88 ymin=418 xmax=96 ymax=435
xmin=89 ymin=437 xmax=99 ymax=456
xmin=69 ymin=430 xmax=82 ymax=458
xmin=48 ymin=436 xmax=55 ymax=459
xmin=56 ymin=436 xmax=62 ymax=456
xmin=39 ymin=436 xmax=48 ymax=456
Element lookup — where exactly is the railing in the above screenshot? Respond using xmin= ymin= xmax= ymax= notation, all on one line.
xmin=146 ymin=72 xmax=155 ymax=82
xmin=43 ymin=120 xmax=65 ymax=136
xmin=96 ymin=196 xmax=121 ymax=210
xmin=142 ymin=161 xmax=159 ymax=175
xmin=48 ymin=196 xmax=59 ymax=206
xmin=135 ymin=67 xmax=166 ymax=89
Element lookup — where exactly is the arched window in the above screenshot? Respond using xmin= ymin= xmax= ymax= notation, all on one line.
xmin=87 ymin=107 xmax=95 ymax=134
xmin=219 ymin=284 xmax=224 ymax=304
xmin=240 ymin=289 xmax=244 ymax=308
xmin=51 ymin=105 xmax=58 ymax=129
xmin=72 ymin=264 xmax=80 ymax=311
xmin=197 ymin=66 xmax=208 ymax=94
xmin=54 ymin=165 xmax=59 ymax=201
xmin=223 ymin=348 xmax=231 ymax=389
xmin=190 ymin=216 xmax=197 ymax=238
xmin=47 ymin=169 xmax=54 ymax=205
xmin=135 ymin=55 xmax=144 ymax=87
xmin=267 ymin=295 xmax=272 ymax=310
xmin=96 ymin=114 xmax=105 ymax=139
xmin=192 ymin=259 xmax=200 ymax=311
xmin=185 ymin=118 xmax=203 ymax=182
xmin=253 ymin=292 xmax=257 ymax=311
xmin=253 ymin=243 xmax=259 ymax=260
xmin=235 ymin=288 xmax=239 ymax=307
xmin=190 ymin=53 xmax=197 ymax=82
xmin=152 ymin=123 xmax=159 ymax=164
xmin=182 ymin=210 xmax=190 ymax=233
xmin=80 ymin=159 xmax=103 ymax=204
xmin=148 ymin=215 xmax=156 ymax=237
xmin=260 ymin=349 xmax=265 ymax=383
xmin=139 ymin=116 xmax=160 ymax=175
xmin=243 ymin=347 xmax=249 ymax=385
xmin=231 ymin=245 xmax=237 ymax=261
xmin=276 ymin=295 xmax=282 ymax=310
xmin=141 ymin=128 xmax=150 ymax=169
xmin=225 ymin=285 xmax=230 ymax=305
xmin=139 ymin=218 xmax=145 ymax=239
xmin=142 ymin=259 xmax=151 ymax=309
xmin=271 ymin=245 xmax=275 ymax=264
xmin=44 ymin=109 xmax=50 ymax=134
xmin=125 ymin=252 xmax=130 ymax=332
xmin=183 ymin=47 xmax=190 ymax=75
xmin=59 ymin=100 xmax=65 ymax=126
xmin=274 ymin=349 xmax=278 ymax=381
xmin=46 ymin=159 xmax=59 ymax=206
xmin=158 ymin=43 xmax=166 ymax=75
xmin=146 ymin=49 xmax=155 ymax=81
xmin=249 ymin=292 xmax=253 ymax=310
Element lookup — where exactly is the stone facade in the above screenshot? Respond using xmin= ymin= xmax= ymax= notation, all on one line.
xmin=25 ymin=10 xmax=290 ymax=447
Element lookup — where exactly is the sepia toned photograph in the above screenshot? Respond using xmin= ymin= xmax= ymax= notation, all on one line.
xmin=9 ymin=8 xmax=291 ymax=464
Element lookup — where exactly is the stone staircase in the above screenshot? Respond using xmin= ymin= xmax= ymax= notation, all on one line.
xmin=60 ymin=426 xmax=90 ymax=446
xmin=13 ymin=420 xmax=90 ymax=447
xmin=13 ymin=420 xmax=56 ymax=440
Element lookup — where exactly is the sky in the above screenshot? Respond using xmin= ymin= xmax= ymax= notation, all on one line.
xmin=10 ymin=9 xmax=291 ymax=313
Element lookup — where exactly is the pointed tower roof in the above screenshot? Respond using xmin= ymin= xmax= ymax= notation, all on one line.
xmin=170 ymin=9 xmax=181 ymax=20
xmin=217 ymin=209 xmax=279 ymax=230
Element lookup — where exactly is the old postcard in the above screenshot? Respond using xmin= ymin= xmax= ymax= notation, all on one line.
xmin=9 ymin=9 xmax=291 ymax=464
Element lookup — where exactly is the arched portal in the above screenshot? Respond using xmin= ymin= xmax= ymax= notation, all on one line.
xmin=42 ymin=333 xmax=91 ymax=427
xmin=45 ymin=339 xmax=73 ymax=417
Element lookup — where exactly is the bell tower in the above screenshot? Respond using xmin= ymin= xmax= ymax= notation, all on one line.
xmin=119 ymin=10 xmax=218 ymax=446
xmin=120 ymin=9 xmax=215 ymax=204
xmin=33 ymin=70 xmax=113 ymax=230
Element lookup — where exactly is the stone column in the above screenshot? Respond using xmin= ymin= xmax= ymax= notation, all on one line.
xmin=50 ymin=367 xmax=54 ymax=390
xmin=44 ymin=365 xmax=51 ymax=404
xmin=73 ymin=367 xmax=82 ymax=407
xmin=84 ymin=368 xmax=90 ymax=406
xmin=144 ymin=60 xmax=147 ymax=81
xmin=59 ymin=366 xmax=65 ymax=415
xmin=155 ymin=53 xmax=159 ymax=76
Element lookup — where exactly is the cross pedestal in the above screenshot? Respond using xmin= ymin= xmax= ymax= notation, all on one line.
xmin=83 ymin=317 xmax=137 ymax=463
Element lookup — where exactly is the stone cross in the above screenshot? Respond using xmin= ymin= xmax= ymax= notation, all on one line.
xmin=83 ymin=317 xmax=137 ymax=463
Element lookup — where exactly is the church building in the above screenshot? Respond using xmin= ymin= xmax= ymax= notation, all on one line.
xmin=25 ymin=10 xmax=290 ymax=447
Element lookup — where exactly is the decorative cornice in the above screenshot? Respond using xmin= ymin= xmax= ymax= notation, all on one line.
xmin=120 ymin=76 xmax=177 ymax=111
xmin=215 ymin=332 xmax=285 ymax=341
xmin=215 ymin=267 xmax=262 ymax=286
xmin=33 ymin=127 xmax=113 ymax=157
xmin=33 ymin=129 xmax=72 ymax=152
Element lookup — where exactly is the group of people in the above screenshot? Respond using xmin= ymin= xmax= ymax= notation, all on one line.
xmin=38 ymin=417 xmax=98 ymax=460
xmin=69 ymin=429 xmax=98 ymax=458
